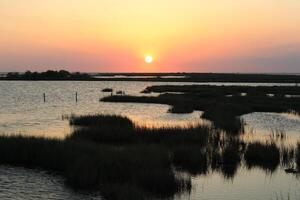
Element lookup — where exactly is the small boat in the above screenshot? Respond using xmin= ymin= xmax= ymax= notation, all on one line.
xmin=102 ymin=88 xmax=113 ymax=92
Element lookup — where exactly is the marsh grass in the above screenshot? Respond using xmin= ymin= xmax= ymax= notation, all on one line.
xmin=0 ymin=135 xmax=190 ymax=199
xmin=244 ymin=142 xmax=280 ymax=172
xmin=171 ymin=145 xmax=208 ymax=175
xmin=69 ymin=115 xmax=212 ymax=146
xmin=70 ymin=114 xmax=134 ymax=128
xmin=0 ymin=114 xmax=298 ymax=199
xmin=69 ymin=115 xmax=296 ymax=176
xmin=280 ymin=146 xmax=295 ymax=168
xmin=208 ymin=139 xmax=244 ymax=178
xmin=101 ymin=85 xmax=300 ymax=135
xmin=69 ymin=115 xmax=237 ymax=178
xmin=201 ymin=105 xmax=247 ymax=135
xmin=136 ymin=125 xmax=211 ymax=146
xmin=142 ymin=85 xmax=300 ymax=96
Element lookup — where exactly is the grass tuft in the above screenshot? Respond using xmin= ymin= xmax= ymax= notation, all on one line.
xmin=244 ymin=142 xmax=280 ymax=172
xmin=171 ymin=145 xmax=208 ymax=175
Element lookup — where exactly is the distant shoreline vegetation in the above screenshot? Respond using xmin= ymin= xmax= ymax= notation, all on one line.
xmin=101 ymin=85 xmax=300 ymax=134
xmin=5 ymin=70 xmax=91 ymax=80
xmin=1 ymin=71 xmax=300 ymax=83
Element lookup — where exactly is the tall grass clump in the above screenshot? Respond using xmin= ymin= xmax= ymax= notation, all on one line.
xmin=244 ymin=142 xmax=280 ymax=172
xmin=136 ymin=125 xmax=211 ymax=146
xmin=219 ymin=140 xmax=243 ymax=178
xmin=69 ymin=115 xmax=136 ymax=144
xmin=171 ymin=145 xmax=208 ymax=175
xmin=0 ymin=136 xmax=191 ymax=200
xmin=69 ymin=114 xmax=212 ymax=147
xmin=202 ymin=104 xmax=248 ymax=135
xmin=280 ymin=146 xmax=295 ymax=168
xmin=70 ymin=114 xmax=134 ymax=128
xmin=70 ymin=126 xmax=137 ymax=144
xmin=68 ymin=114 xmax=213 ymax=178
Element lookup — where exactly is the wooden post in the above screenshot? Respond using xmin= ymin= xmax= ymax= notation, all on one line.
xmin=75 ymin=92 xmax=78 ymax=102
xmin=43 ymin=93 xmax=46 ymax=102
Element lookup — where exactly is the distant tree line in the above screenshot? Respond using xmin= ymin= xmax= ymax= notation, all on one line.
xmin=6 ymin=70 xmax=91 ymax=80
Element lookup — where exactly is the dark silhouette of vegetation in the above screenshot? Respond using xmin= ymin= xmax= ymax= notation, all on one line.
xmin=92 ymin=73 xmax=300 ymax=83
xmin=0 ymin=114 xmax=297 ymax=199
xmin=69 ymin=115 xmax=211 ymax=146
xmin=168 ymin=104 xmax=194 ymax=114
xmin=244 ymin=143 xmax=280 ymax=172
xmin=3 ymin=72 xmax=300 ymax=83
xmin=5 ymin=70 xmax=91 ymax=80
xmin=171 ymin=145 xmax=208 ymax=175
xmin=220 ymin=140 xmax=243 ymax=178
xmin=142 ymin=85 xmax=300 ymax=95
xmin=207 ymin=139 xmax=245 ymax=179
xmin=69 ymin=115 xmax=295 ymax=176
xmin=281 ymin=147 xmax=295 ymax=168
xmin=101 ymin=85 xmax=300 ymax=134
xmin=102 ymin=88 xmax=113 ymax=92
xmin=70 ymin=114 xmax=134 ymax=128
xmin=0 ymin=136 xmax=191 ymax=200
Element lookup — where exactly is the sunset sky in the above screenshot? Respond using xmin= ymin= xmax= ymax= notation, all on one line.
xmin=0 ymin=0 xmax=300 ymax=72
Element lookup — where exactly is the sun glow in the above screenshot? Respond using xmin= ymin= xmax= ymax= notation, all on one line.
xmin=145 ymin=55 xmax=153 ymax=64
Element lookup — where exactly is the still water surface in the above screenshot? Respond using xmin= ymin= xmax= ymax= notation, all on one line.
xmin=0 ymin=81 xmax=299 ymax=200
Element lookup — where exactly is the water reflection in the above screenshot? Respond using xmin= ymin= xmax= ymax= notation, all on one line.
xmin=178 ymin=168 xmax=300 ymax=200
xmin=0 ymin=81 xmax=210 ymax=138
xmin=242 ymin=112 xmax=300 ymax=146
xmin=0 ymin=166 xmax=103 ymax=200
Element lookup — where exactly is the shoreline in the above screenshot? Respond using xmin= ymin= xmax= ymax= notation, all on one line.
xmin=1 ymin=78 xmax=300 ymax=83
xmin=1 ymin=73 xmax=300 ymax=83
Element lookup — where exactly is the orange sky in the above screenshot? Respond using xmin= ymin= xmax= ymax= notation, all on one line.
xmin=0 ymin=0 xmax=300 ymax=72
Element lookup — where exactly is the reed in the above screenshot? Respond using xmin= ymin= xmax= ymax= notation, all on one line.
xmin=244 ymin=142 xmax=280 ymax=172
xmin=0 ymin=136 xmax=191 ymax=199
xmin=171 ymin=145 xmax=208 ymax=175
xmin=280 ymin=146 xmax=295 ymax=167
xmin=0 ymin=114 xmax=297 ymax=199
xmin=70 ymin=114 xmax=134 ymax=128
xmin=69 ymin=114 xmax=211 ymax=146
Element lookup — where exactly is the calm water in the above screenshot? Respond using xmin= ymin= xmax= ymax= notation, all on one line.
xmin=0 ymin=165 xmax=103 ymax=200
xmin=0 ymin=81 xmax=299 ymax=200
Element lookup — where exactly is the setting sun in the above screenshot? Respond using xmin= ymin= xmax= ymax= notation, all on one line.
xmin=145 ymin=56 xmax=153 ymax=64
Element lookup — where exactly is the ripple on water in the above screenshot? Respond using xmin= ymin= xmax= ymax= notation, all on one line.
xmin=0 ymin=166 xmax=102 ymax=200
xmin=242 ymin=112 xmax=300 ymax=146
